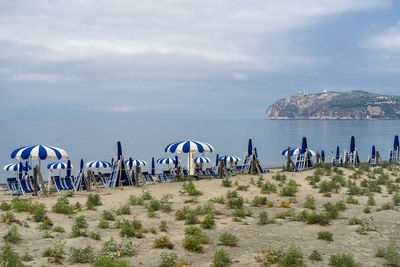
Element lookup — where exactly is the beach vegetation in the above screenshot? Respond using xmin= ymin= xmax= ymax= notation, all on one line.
xmin=42 ymin=240 xmax=66 ymax=264
xmin=129 ymin=195 xmax=144 ymax=205
xmin=146 ymin=199 xmax=161 ymax=212
xmin=356 ymin=218 xmax=377 ymax=234
xmin=86 ymin=194 xmax=102 ymax=209
xmin=41 ymin=230 xmax=54 ymax=238
xmin=1 ymin=211 xmax=16 ymax=224
xmin=232 ymin=208 xmax=252 ymax=219
xmin=305 ymin=212 xmax=329 ymax=225
xmin=159 ymin=252 xmax=188 ymax=267
xmin=303 ymin=195 xmax=315 ymax=209
xmin=93 ymin=255 xmax=130 ymax=267
xmin=212 ymin=248 xmax=232 ymax=267
xmin=209 ymin=195 xmax=225 ymax=204
xmin=257 ymin=211 xmax=274 ymax=225
xmin=273 ymin=172 xmax=287 ymax=182
xmin=346 ymin=195 xmax=359 ymax=204
xmin=274 ymin=208 xmax=295 ymax=219
xmin=71 ymin=215 xmax=88 ymax=237
xmin=221 ymin=179 xmax=232 ymax=187
xmin=120 ymin=218 xmax=143 ymax=238
xmin=153 ymin=236 xmax=174 ymax=249
xmin=102 ymin=210 xmax=115 ymax=221
xmin=329 ymin=253 xmax=361 ymax=267
xmin=52 ymin=196 xmax=75 ymax=214
xmin=318 ymin=231 xmax=333 ymax=241
xmin=236 ymin=184 xmax=249 ymax=191
xmin=68 ymin=246 xmax=95 ymax=264
xmin=375 ymin=238 xmax=400 ymax=266
xmin=381 ymin=201 xmax=393 ymax=210
xmin=183 ymin=181 xmax=203 ymax=196
xmin=101 ymin=237 xmax=137 ymax=259
xmin=38 ymin=219 xmax=53 ymax=230
xmin=0 ymin=243 xmax=24 ymax=267
xmin=393 ymin=193 xmax=400 ymax=206
xmin=3 ymin=225 xmax=22 ymax=244
xmin=52 ymin=226 xmax=65 ymax=233
xmin=252 ymin=196 xmax=268 ymax=206
xmin=218 ymin=232 xmax=238 ymax=247
xmin=280 ymin=180 xmax=298 ymax=196
xmin=11 ymin=198 xmax=31 ymax=212
xmin=279 ymin=245 xmax=304 ymax=267
xmin=159 ymin=220 xmax=168 ymax=232
xmin=98 ymin=219 xmax=110 ymax=229
xmin=90 ymin=230 xmax=101 ymax=240
xmin=309 ymin=250 xmax=322 ymax=261
xmin=0 ymin=202 xmax=12 ymax=211
xmin=349 ymin=216 xmax=363 ymax=225
xmin=185 ymin=210 xmax=199 ymax=225
xmin=201 ymin=213 xmax=215 ymax=229
xmin=367 ymin=195 xmax=376 ymax=206
xmin=141 ymin=191 xmax=153 ymax=200
xmin=21 ymin=252 xmax=33 ymax=262
xmin=260 ymin=181 xmax=277 ymax=194
xmin=116 ymin=204 xmax=131 ymax=215
xmin=182 ymin=226 xmax=209 ymax=252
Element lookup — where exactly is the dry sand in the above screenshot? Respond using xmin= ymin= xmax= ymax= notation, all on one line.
xmin=0 ymin=167 xmax=399 ymax=267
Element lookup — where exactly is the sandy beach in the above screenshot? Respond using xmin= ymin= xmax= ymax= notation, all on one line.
xmin=0 ymin=165 xmax=399 ymax=267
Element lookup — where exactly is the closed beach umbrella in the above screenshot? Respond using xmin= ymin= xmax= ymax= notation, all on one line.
xmin=216 ymin=154 xmax=219 ymax=167
xmin=3 ymin=163 xmax=31 ymax=172
xmin=165 ymin=140 xmax=214 ymax=175
xmin=194 ymin=156 xmax=210 ymax=164
xmin=336 ymin=146 xmax=340 ymax=159
xmin=80 ymin=159 xmax=84 ymax=171
xmin=151 ymin=157 xmax=155 ymax=175
xmin=175 ymin=155 xmax=179 ymax=168
xmin=248 ymin=139 xmax=253 ymax=156
xmin=219 ymin=155 xmax=240 ymax=163
xmin=254 ymin=147 xmax=258 ymax=158
xmin=117 ymin=141 xmax=122 ymax=160
xmin=350 ymin=136 xmax=356 ymax=153
xmin=321 ymin=150 xmax=325 ymax=162
xmin=372 ymin=145 xmax=376 ymax=159
xmin=394 ymin=136 xmax=399 ymax=151
xmin=66 ymin=160 xmax=72 ymax=178
xmin=301 ymin=137 xmax=308 ymax=151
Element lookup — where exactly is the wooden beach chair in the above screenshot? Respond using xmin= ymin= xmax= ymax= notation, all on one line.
xmin=6 ymin=177 xmax=20 ymax=195
xmin=295 ymin=153 xmax=306 ymax=171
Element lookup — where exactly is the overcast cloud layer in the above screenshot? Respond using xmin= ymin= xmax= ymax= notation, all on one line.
xmin=1 ymin=0 xmax=399 ymax=120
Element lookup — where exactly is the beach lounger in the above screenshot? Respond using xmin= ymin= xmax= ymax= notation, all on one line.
xmin=183 ymin=170 xmax=189 ymax=176
xmin=295 ymin=154 xmax=306 ymax=171
xmin=158 ymin=174 xmax=168 ymax=182
xmin=6 ymin=177 xmax=20 ymax=194
xmin=389 ymin=149 xmax=398 ymax=163
xmin=142 ymin=172 xmax=151 ymax=184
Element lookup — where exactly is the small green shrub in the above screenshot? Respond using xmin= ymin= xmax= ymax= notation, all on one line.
xmin=86 ymin=194 xmax=102 ymax=208
xmin=221 ymin=179 xmax=232 ymax=187
xmin=21 ymin=252 xmax=33 ymax=261
xmin=349 ymin=216 xmax=363 ymax=225
xmin=280 ymin=182 xmax=298 ymax=197
xmin=11 ymin=198 xmax=31 ymax=212
xmin=279 ymin=245 xmax=304 ymax=267
xmin=375 ymin=239 xmax=400 ymax=266
xmin=120 ymin=218 xmax=143 ymax=238
xmin=0 ymin=243 xmax=24 ymax=267
xmin=393 ymin=193 xmax=400 ymax=206
xmin=0 ymin=202 xmax=12 ymax=211
xmin=100 ymin=237 xmax=137 ymax=259
xmin=212 ymin=248 xmax=231 ymax=267
xmin=159 ymin=220 xmax=168 ymax=232
xmin=90 ymin=230 xmax=101 ymax=240
xmin=93 ymin=255 xmax=130 ymax=267
xmin=102 ymin=210 xmax=115 ymax=221
xmin=71 ymin=215 xmax=88 ymax=237
xmin=185 ymin=210 xmax=199 ymax=225
xmin=317 ymin=231 xmax=333 ymax=241
xmin=68 ymin=246 xmax=95 ymax=263
xmin=258 ymin=211 xmax=274 ymax=225
xmin=303 ymin=195 xmax=315 ymax=209
xmin=52 ymin=197 xmax=75 ymax=214
xmin=52 ymin=226 xmax=65 ymax=233
xmin=252 ymin=196 xmax=268 ymax=207
xmin=309 ymin=250 xmax=322 ymax=261
xmin=116 ymin=204 xmax=131 ymax=215
xmin=367 ymin=195 xmax=376 ymax=206
xmin=183 ymin=182 xmax=203 ymax=196
xmin=98 ymin=219 xmax=110 ymax=229
xmin=3 ymin=225 xmax=22 ymax=244
xmin=182 ymin=226 xmax=209 ymax=252
xmin=159 ymin=252 xmax=187 ymax=267
xmin=129 ymin=195 xmax=144 ymax=205
xmin=260 ymin=181 xmax=277 ymax=194
xmin=272 ymin=172 xmax=287 ymax=182
xmin=1 ymin=211 xmax=16 ymax=224
xmin=218 ymin=232 xmax=238 ymax=247
xmin=141 ymin=191 xmax=153 ymax=200
xmin=236 ymin=185 xmax=249 ymax=191
xmin=153 ymin=236 xmax=174 ymax=249
xmin=39 ymin=219 xmax=53 ymax=230
xmin=201 ymin=213 xmax=215 ymax=229
xmin=42 ymin=240 xmax=66 ymax=264
xmin=226 ymin=196 xmax=244 ymax=209
xmin=146 ymin=199 xmax=161 ymax=212
xmin=329 ymin=253 xmax=361 ymax=267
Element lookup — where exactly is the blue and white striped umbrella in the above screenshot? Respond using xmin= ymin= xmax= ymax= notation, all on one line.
xmin=3 ymin=163 xmax=31 ymax=171
xmin=157 ymin=157 xmax=179 ymax=165
xmin=124 ymin=159 xmax=147 ymax=166
xmin=86 ymin=161 xmax=112 ymax=169
xmin=194 ymin=156 xmax=210 ymax=164
xmin=47 ymin=162 xmax=74 ymax=170
xmin=282 ymin=147 xmax=316 ymax=157
xmin=11 ymin=145 xmax=68 ymax=160
xmin=165 ymin=140 xmax=214 ymax=153
xmin=219 ymin=156 xmax=240 ymax=163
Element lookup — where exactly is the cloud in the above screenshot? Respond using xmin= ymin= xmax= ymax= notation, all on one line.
xmin=10 ymin=73 xmax=74 ymax=82
xmin=368 ymin=22 xmax=400 ymax=52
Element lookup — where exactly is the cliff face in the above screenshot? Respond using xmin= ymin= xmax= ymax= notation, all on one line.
xmin=265 ymin=90 xmax=400 ymax=119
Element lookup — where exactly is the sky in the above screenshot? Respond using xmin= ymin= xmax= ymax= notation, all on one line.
xmin=1 ymin=0 xmax=400 ymax=120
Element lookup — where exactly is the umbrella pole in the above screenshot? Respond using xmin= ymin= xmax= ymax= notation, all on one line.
xmin=188 ymin=151 xmax=194 ymax=175
xmin=48 ymin=169 xmax=52 ymax=190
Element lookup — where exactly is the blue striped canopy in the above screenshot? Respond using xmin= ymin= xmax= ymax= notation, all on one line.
xmin=11 ymin=145 xmax=68 ymax=160
xmin=219 ymin=156 xmax=240 ymax=163
xmin=282 ymin=147 xmax=316 ymax=157
xmin=157 ymin=157 xmax=179 ymax=164
xmin=124 ymin=159 xmax=147 ymax=166
xmin=3 ymin=163 xmax=31 ymax=171
xmin=86 ymin=161 xmax=112 ymax=168
xmin=194 ymin=156 xmax=210 ymax=164
xmin=47 ymin=162 xmax=74 ymax=170
xmin=165 ymin=140 xmax=214 ymax=153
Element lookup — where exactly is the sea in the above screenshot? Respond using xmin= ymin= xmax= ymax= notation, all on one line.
xmin=0 ymin=119 xmax=399 ymax=183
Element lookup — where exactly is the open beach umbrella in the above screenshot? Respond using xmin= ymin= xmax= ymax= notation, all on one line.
xmin=394 ymin=136 xmax=399 ymax=151
xmin=219 ymin=155 xmax=240 ymax=163
xmin=157 ymin=157 xmax=178 ymax=165
xmin=151 ymin=157 xmax=155 ymax=175
xmin=194 ymin=156 xmax=210 ymax=164
xmin=165 ymin=140 xmax=214 ymax=175
xmin=3 ymin=163 xmax=31 ymax=172
xmin=86 ymin=161 xmax=112 ymax=169
xmin=11 ymin=145 xmax=68 ymax=161
xmin=282 ymin=147 xmax=301 ymax=157
xmin=321 ymin=150 xmax=325 ymax=162
xmin=124 ymin=159 xmax=147 ymax=166
xmin=248 ymin=139 xmax=253 ymax=156
xmin=350 ymin=136 xmax=356 ymax=153
xmin=47 ymin=162 xmax=73 ymax=170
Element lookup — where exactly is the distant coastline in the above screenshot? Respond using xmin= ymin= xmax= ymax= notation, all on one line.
xmin=265 ymin=90 xmax=400 ymax=120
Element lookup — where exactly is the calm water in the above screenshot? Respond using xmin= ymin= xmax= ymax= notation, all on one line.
xmin=1 ymin=119 xmax=399 ymax=183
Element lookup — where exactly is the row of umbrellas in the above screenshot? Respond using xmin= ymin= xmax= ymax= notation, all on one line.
xmin=5 ymin=140 xmax=245 ymax=176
